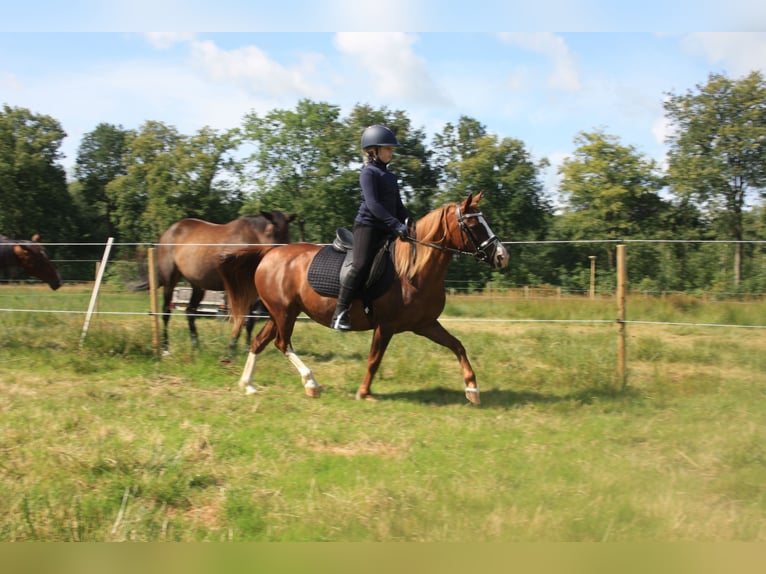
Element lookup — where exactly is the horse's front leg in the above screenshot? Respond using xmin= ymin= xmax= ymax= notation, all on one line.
xmin=228 ymin=302 xmax=263 ymax=353
xmin=413 ymin=321 xmax=481 ymax=405
xmin=356 ymin=326 xmax=393 ymax=401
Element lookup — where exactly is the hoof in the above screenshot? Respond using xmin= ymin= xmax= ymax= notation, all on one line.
xmin=355 ymin=390 xmax=377 ymax=401
xmin=245 ymin=385 xmax=258 ymax=396
xmin=465 ymin=387 xmax=481 ymax=405
xmin=304 ymin=385 xmax=322 ymax=398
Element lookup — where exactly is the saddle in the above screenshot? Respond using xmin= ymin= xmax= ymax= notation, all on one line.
xmin=307 ymin=228 xmax=395 ymax=302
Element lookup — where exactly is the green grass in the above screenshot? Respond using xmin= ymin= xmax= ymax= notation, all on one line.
xmin=0 ymin=284 xmax=765 ymax=541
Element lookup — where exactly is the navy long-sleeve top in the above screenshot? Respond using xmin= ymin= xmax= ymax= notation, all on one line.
xmin=354 ymin=159 xmax=410 ymax=234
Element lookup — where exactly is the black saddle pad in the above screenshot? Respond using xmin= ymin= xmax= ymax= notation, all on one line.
xmin=307 ymin=245 xmax=395 ymax=300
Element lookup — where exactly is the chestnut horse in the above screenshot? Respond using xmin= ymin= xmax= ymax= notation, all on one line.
xmin=219 ymin=192 xmax=509 ymax=405
xmin=157 ymin=211 xmax=296 ymax=352
xmin=0 ymin=234 xmax=62 ymax=290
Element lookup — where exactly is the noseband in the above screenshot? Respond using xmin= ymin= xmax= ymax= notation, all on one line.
xmin=455 ymin=205 xmax=500 ymax=263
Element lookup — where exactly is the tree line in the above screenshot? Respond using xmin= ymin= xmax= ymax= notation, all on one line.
xmin=1 ymin=71 xmax=765 ymax=295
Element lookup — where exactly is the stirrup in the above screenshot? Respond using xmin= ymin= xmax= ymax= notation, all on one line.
xmin=332 ymin=309 xmax=352 ymax=331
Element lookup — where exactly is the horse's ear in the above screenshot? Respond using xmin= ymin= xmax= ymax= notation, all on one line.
xmin=461 ymin=193 xmax=474 ymax=212
xmin=472 ymin=191 xmax=484 ymax=204
xmin=287 ymin=213 xmax=299 ymax=223
xmin=31 ymin=233 xmax=40 ymax=242
xmin=259 ymin=210 xmax=273 ymax=222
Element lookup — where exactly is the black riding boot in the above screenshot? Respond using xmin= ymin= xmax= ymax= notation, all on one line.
xmin=331 ymin=283 xmax=354 ymax=331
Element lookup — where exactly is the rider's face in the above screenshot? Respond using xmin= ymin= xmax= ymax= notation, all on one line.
xmin=377 ymin=146 xmax=395 ymax=163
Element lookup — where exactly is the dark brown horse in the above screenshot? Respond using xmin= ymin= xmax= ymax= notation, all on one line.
xmin=0 ymin=234 xmax=62 ymax=290
xmin=157 ymin=211 xmax=297 ymax=352
xmin=219 ymin=193 xmax=509 ymax=405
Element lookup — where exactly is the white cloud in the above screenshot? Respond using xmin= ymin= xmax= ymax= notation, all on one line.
xmin=333 ymin=32 xmax=450 ymax=106
xmin=143 ymin=32 xmax=196 ymax=50
xmin=1 ymin=71 xmax=23 ymax=93
xmin=542 ymin=150 xmax=571 ymax=207
xmin=651 ymin=114 xmax=672 ymax=146
xmin=320 ymin=1 xmax=429 ymax=31
xmin=189 ymin=39 xmax=331 ymax=99
xmin=681 ymin=32 xmax=766 ymax=76
xmin=497 ymin=32 xmax=581 ymax=92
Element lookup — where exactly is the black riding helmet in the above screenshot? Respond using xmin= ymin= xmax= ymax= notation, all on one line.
xmin=361 ymin=124 xmax=400 ymax=150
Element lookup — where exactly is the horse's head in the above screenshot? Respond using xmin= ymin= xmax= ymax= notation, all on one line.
xmin=454 ymin=192 xmax=509 ymax=269
xmin=258 ymin=211 xmax=299 ymax=245
xmin=13 ymin=235 xmax=62 ymax=290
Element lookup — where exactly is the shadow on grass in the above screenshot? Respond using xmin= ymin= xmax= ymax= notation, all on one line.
xmin=377 ymin=385 xmax=643 ymax=409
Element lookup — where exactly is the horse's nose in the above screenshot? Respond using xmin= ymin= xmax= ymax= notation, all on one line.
xmin=495 ymin=245 xmax=510 ymax=268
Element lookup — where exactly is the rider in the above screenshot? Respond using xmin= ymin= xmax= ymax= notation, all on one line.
xmin=331 ymin=124 xmax=413 ymax=331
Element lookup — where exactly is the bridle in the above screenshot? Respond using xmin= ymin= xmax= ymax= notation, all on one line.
xmin=408 ymin=203 xmax=500 ymax=262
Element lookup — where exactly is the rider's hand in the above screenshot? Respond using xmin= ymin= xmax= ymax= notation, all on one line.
xmin=405 ymin=217 xmax=416 ymax=237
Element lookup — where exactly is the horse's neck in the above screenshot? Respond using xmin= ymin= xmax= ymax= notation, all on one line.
xmin=0 ymin=242 xmax=18 ymax=267
xmin=404 ymin=209 xmax=455 ymax=284
xmin=414 ymin=247 xmax=451 ymax=283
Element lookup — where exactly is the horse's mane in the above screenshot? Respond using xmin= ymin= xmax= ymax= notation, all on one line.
xmin=393 ymin=204 xmax=451 ymax=281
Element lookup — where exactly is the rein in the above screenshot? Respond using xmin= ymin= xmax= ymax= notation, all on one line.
xmin=407 ymin=203 xmax=499 ymax=262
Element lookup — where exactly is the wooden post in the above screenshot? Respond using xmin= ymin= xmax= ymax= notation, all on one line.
xmin=148 ymin=247 xmax=160 ymax=357
xmin=616 ymin=244 xmax=627 ymax=389
xmin=589 ymin=255 xmax=596 ymax=300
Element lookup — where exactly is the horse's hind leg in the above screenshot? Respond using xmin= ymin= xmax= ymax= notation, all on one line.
xmin=285 ymin=345 xmax=321 ymax=397
xmin=186 ymin=287 xmax=205 ymax=348
xmin=238 ymin=319 xmax=277 ymax=395
xmin=161 ymin=282 xmax=176 ymax=354
xmin=271 ymin=308 xmax=321 ymax=398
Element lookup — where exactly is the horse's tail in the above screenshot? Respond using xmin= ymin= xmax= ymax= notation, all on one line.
xmin=219 ymin=247 xmax=265 ymax=328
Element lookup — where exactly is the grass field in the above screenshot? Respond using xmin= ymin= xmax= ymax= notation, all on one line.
xmin=0 ymin=284 xmax=765 ymax=541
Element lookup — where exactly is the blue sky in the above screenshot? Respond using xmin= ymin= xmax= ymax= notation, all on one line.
xmin=2 ymin=4 xmax=766 ymax=198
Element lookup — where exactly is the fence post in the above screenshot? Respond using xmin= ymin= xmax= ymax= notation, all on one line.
xmin=148 ymin=247 xmax=160 ymax=357
xmin=616 ymin=244 xmax=627 ymax=389
xmin=80 ymin=237 xmax=114 ymax=345
xmin=589 ymin=255 xmax=596 ymax=300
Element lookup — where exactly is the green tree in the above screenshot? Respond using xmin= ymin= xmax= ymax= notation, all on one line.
xmin=559 ymin=130 xmax=667 ymax=240
xmin=241 ymin=99 xmax=352 ymax=241
xmin=170 ymin=126 xmax=244 ymax=223
xmin=106 ymin=122 xmax=243 ymax=244
xmin=0 ymin=105 xmax=73 ymax=241
xmin=106 ymin=121 xmax=182 ymax=243
xmin=558 ymin=130 xmax=667 ymax=268
xmin=432 ymin=116 xmax=552 ymax=287
xmin=73 ymin=122 xmax=129 ymax=240
xmin=664 ymin=71 xmax=766 ymax=286
xmin=242 ymin=100 xmax=436 ymax=242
